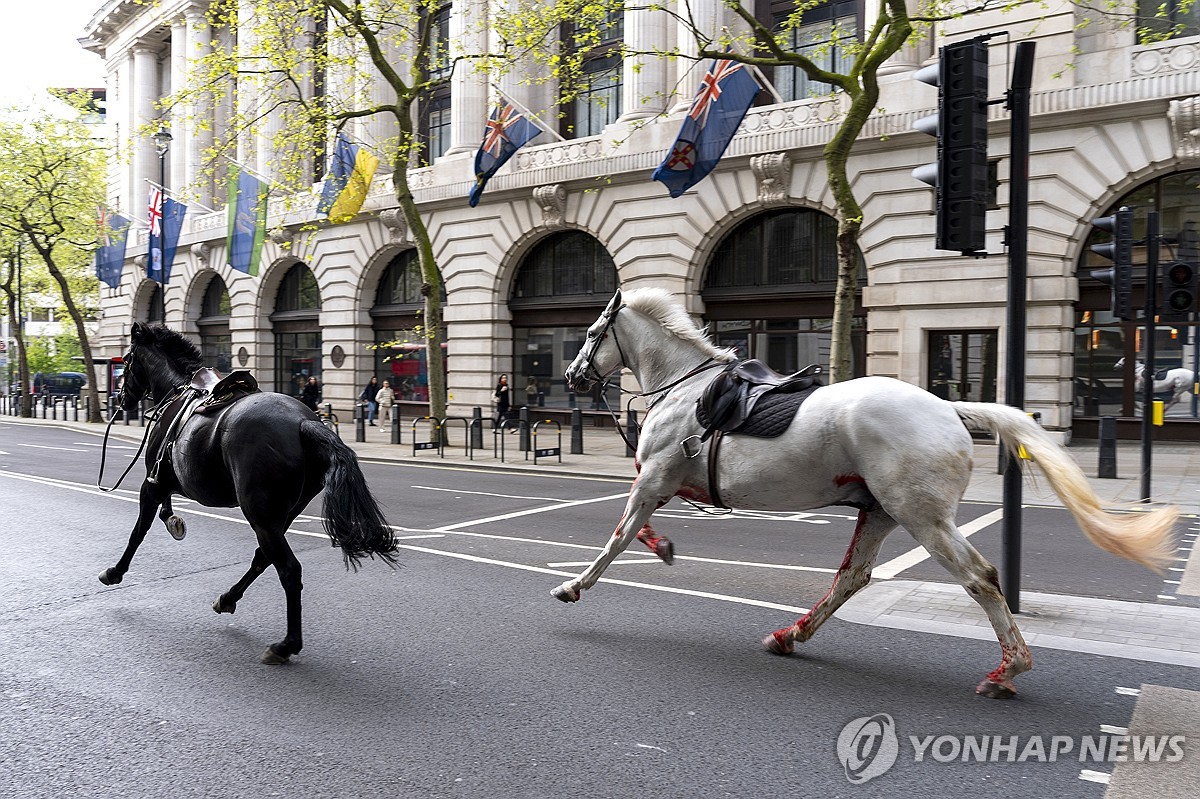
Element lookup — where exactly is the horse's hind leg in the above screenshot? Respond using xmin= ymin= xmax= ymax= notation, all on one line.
xmin=905 ymin=519 xmax=1031 ymax=698
xmin=157 ymin=495 xmax=186 ymax=541
xmin=99 ymin=480 xmax=166 ymax=585
xmin=764 ymin=508 xmax=897 ymax=654
xmin=242 ymin=515 xmax=303 ymax=664
xmin=212 ymin=546 xmax=271 ymax=615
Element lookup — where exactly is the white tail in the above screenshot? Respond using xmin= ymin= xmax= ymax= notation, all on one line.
xmin=952 ymin=402 xmax=1178 ymax=572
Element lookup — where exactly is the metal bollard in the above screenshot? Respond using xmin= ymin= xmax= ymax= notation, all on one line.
xmin=1098 ymin=415 xmax=1118 ymax=479
xmin=391 ymin=409 xmax=401 ymax=445
xmin=470 ymin=407 xmax=484 ymax=449
xmin=519 ymin=406 xmax=530 ymax=452
xmin=571 ymin=408 xmax=584 ymax=455
xmin=355 ymin=403 xmax=366 ymax=443
xmin=568 ymin=391 xmax=576 ymax=409
xmin=625 ymin=409 xmax=639 ymax=457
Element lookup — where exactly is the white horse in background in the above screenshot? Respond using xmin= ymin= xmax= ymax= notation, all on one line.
xmin=1115 ymin=357 xmax=1196 ymax=411
xmin=561 ymin=288 xmax=1178 ymax=699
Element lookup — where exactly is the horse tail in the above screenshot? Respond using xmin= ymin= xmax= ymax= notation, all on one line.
xmin=951 ymin=402 xmax=1178 ymax=573
xmin=299 ymin=420 xmax=400 ymax=571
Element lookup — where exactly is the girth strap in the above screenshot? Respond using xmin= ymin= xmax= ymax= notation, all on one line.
xmin=707 ymin=430 xmax=729 ymax=510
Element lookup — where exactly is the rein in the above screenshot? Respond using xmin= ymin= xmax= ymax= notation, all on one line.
xmin=95 ymin=385 xmax=186 ymax=493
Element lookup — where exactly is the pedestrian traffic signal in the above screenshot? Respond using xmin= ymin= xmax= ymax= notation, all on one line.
xmin=1089 ymin=206 xmax=1134 ymax=321
xmin=1161 ymin=259 xmax=1197 ymax=321
xmin=913 ymin=37 xmax=990 ymax=255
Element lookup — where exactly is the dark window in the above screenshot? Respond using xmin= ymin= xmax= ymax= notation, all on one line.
xmin=275 ymin=264 xmax=321 ymax=313
xmin=561 ymin=11 xmax=623 ymax=137
xmin=275 ymin=331 xmax=322 ymax=397
xmin=761 ymin=0 xmax=860 ymax=102
xmin=200 ymin=275 xmax=231 ymax=318
xmin=375 ymin=251 xmax=424 ymax=309
xmin=511 ymin=231 xmax=618 ymax=305
xmin=146 ymin=284 xmax=163 ymax=323
xmin=927 ymin=330 xmax=998 ymax=403
xmin=1137 ymin=0 xmax=1200 ymax=40
xmin=418 ymin=5 xmax=453 ymax=163
xmin=705 ymin=208 xmax=858 ymax=292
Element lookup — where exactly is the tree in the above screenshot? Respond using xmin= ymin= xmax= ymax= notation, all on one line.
xmin=0 ymin=99 xmax=105 ymax=421
xmin=0 ymin=244 xmax=33 ymax=417
xmin=181 ymin=0 xmax=454 ymax=421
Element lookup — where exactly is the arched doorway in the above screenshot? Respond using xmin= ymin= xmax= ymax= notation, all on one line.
xmin=270 ymin=263 xmax=321 ymax=398
xmin=370 ymin=250 xmax=445 ymax=404
xmin=509 ymin=230 xmax=619 ymax=410
xmin=143 ymin=283 xmax=164 ymax=324
xmin=1076 ymin=169 xmax=1200 ymax=436
xmin=197 ymin=275 xmax=231 ymax=372
xmin=702 ymin=208 xmax=866 ymax=376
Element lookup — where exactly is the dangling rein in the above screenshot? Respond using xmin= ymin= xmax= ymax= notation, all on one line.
xmin=95 ymin=387 xmax=185 ymax=493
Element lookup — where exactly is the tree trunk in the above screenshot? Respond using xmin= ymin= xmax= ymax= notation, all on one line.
xmin=38 ymin=252 xmax=104 ymax=422
xmin=1 ymin=267 xmax=32 ymax=418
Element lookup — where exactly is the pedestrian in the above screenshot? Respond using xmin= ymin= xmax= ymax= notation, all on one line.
xmin=301 ymin=376 xmax=321 ymax=412
xmin=493 ymin=374 xmax=510 ymax=429
xmin=525 ymin=376 xmax=538 ymax=407
xmin=375 ymin=379 xmax=395 ymax=426
xmin=360 ymin=375 xmax=379 ymax=426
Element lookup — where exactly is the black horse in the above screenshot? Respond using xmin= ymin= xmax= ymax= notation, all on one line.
xmin=100 ymin=322 xmax=398 ymax=663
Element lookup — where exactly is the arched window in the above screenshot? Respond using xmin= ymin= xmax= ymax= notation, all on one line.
xmin=370 ymin=250 xmax=444 ymax=404
xmin=703 ymin=208 xmax=865 ymax=377
xmin=510 ymin=231 xmax=619 ymax=410
xmin=145 ymin=284 xmax=163 ymax=323
xmin=197 ymin=275 xmax=232 ymax=372
xmin=1074 ymin=169 xmax=1200 ymax=427
xmin=271 ymin=263 xmax=322 ymax=397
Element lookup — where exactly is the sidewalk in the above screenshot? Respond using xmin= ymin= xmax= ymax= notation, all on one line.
xmin=5 ymin=411 xmax=1200 ymax=668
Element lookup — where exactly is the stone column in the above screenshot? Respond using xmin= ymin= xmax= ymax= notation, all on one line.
xmin=445 ymin=0 xmax=489 ymax=156
xmin=617 ymin=4 xmax=670 ymax=122
xmin=184 ymin=4 xmax=214 ymax=205
xmin=877 ymin=0 xmax=931 ymax=75
xmin=170 ymin=19 xmax=188 ymax=193
xmin=672 ymin=0 xmax=722 ymax=112
xmin=132 ymin=45 xmax=161 ymax=212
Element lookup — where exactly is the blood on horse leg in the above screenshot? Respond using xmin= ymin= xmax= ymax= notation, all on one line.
xmin=636 ymin=524 xmax=674 ymax=564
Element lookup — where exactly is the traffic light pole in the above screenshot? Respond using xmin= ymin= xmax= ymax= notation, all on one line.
xmin=1001 ymin=41 xmax=1036 ymax=614
xmin=1141 ymin=212 xmax=1160 ymax=502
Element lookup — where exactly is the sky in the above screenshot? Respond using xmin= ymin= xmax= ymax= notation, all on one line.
xmin=0 ymin=1 xmax=106 ymax=108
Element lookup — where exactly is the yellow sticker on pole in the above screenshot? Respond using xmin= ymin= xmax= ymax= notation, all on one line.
xmin=1153 ymin=400 xmax=1164 ymax=426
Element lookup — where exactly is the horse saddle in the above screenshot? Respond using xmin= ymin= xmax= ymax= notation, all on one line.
xmin=696 ymin=360 xmax=823 ymax=440
xmin=192 ymin=368 xmax=261 ymax=415
xmin=1152 ymin=368 xmax=1171 ymax=382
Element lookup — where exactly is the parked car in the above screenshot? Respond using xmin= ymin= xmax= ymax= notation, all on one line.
xmin=32 ymin=372 xmax=87 ymax=397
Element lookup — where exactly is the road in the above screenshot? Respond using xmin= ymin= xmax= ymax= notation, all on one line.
xmin=1 ymin=420 xmax=1196 ymax=798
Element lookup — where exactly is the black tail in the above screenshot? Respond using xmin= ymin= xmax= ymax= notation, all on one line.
xmin=300 ymin=420 xmax=399 ymax=570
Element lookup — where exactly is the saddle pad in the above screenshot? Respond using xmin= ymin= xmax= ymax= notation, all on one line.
xmin=733 ymin=385 xmax=820 ymax=438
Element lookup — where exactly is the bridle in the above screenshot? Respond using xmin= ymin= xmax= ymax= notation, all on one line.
xmin=574 ymin=303 xmax=629 ymax=389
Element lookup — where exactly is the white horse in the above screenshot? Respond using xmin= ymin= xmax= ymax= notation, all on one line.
xmin=1115 ymin=357 xmax=1196 ymax=411
xmin=560 ymin=288 xmax=1178 ymax=698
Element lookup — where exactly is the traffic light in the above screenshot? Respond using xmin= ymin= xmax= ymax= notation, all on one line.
xmin=913 ymin=37 xmax=990 ymax=255
xmin=1089 ymin=206 xmax=1134 ymax=321
xmin=1161 ymin=259 xmax=1197 ymax=321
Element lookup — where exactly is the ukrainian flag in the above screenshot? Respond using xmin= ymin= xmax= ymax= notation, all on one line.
xmin=318 ymin=133 xmax=380 ymax=222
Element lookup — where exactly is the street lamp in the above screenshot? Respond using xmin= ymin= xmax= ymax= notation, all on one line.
xmin=151 ymin=128 xmax=172 ymax=324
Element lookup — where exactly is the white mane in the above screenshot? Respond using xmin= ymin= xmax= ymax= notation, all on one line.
xmin=621 ymin=287 xmax=737 ymax=362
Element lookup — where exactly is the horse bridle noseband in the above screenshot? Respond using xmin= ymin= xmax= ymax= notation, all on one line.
xmin=576 ymin=304 xmax=629 ymax=389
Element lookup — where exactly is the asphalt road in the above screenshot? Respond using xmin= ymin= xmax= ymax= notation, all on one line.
xmin=0 ymin=420 xmax=1195 ymax=798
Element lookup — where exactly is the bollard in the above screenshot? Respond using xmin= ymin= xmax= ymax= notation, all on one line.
xmin=538 ymin=391 xmax=545 ymax=407
xmin=568 ymin=391 xmax=576 ymax=409
xmin=1098 ymin=415 xmax=1118 ymax=479
xmin=73 ymin=396 xmax=79 ymax=422
xmin=571 ymin=408 xmax=584 ymax=455
xmin=470 ymin=407 xmax=484 ymax=449
xmin=625 ymin=409 xmax=639 ymax=457
xmin=41 ymin=395 xmax=47 ymax=419
xmin=391 ymin=409 xmax=402 ymax=445
xmin=519 ymin=406 xmax=530 ymax=452
xmin=139 ymin=400 xmax=147 ymax=427
xmin=355 ymin=403 xmax=366 ymax=443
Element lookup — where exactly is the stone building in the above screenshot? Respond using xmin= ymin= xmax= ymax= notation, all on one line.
xmin=80 ymin=0 xmax=1200 ymax=440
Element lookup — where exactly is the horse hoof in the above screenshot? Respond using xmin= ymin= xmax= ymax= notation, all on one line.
xmin=655 ymin=538 xmax=674 ymax=565
xmin=98 ymin=568 xmax=122 ymax=586
xmin=166 ymin=515 xmax=186 ymax=541
xmin=212 ymin=596 xmax=236 ymax=614
xmin=763 ymin=631 xmax=795 ymax=656
xmin=261 ymin=645 xmax=291 ymax=665
xmin=551 ymin=584 xmax=580 ymax=603
xmin=975 ymin=678 xmax=1017 ymax=699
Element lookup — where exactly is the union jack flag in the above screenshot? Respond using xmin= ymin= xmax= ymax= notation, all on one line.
xmin=652 ymin=58 xmax=761 ymax=198
xmin=468 ymin=100 xmax=542 ymax=207
xmin=148 ymin=188 xmax=163 ymax=236
xmin=98 ymin=205 xmax=111 ymax=247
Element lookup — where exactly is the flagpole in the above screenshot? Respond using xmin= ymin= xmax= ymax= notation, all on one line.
xmin=335 ymin=130 xmax=390 ymax=166
xmin=746 ymin=64 xmax=784 ymax=105
xmin=490 ymin=85 xmax=566 ymax=143
xmin=143 ymin=178 xmax=218 ymax=213
xmin=219 ymin=154 xmax=279 ymax=191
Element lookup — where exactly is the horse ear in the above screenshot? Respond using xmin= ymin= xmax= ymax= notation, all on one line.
xmin=131 ymin=322 xmax=143 ymax=341
xmin=605 ymin=289 xmax=622 ymax=314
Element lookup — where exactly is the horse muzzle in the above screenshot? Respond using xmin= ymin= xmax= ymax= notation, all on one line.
xmin=564 ymin=364 xmax=596 ymax=393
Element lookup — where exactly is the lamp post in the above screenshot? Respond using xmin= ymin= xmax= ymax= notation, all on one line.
xmin=151 ymin=128 xmax=172 ymax=325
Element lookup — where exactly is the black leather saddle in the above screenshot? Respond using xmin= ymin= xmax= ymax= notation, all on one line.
xmin=696 ymin=360 xmax=822 ymax=440
xmin=192 ymin=368 xmax=261 ymax=415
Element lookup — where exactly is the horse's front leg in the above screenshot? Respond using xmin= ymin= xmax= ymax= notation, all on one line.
xmin=157 ymin=494 xmax=187 ymax=541
xmin=99 ymin=479 xmax=166 ymax=585
xmin=552 ymin=474 xmax=675 ymax=602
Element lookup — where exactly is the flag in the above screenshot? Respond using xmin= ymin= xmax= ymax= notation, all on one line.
xmin=148 ymin=190 xmax=187 ymax=284
xmin=225 ymin=163 xmax=268 ymax=276
xmin=317 ymin=132 xmax=380 ymax=222
xmin=652 ymin=59 xmax=761 ymax=198
xmin=468 ymin=102 xmax=542 ymax=207
xmin=95 ymin=209 xmax=130 ymax=290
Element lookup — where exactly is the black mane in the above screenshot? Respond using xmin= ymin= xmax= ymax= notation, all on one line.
xmin=145 ymin=324 xmax=205 ymax=373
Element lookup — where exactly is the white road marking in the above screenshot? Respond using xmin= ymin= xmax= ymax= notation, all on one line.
xmin=1099 ymin=725 xmax=1129 ymax=735
xmin=412 ymin=484 xmax=576 ymax=502
xmin=872 ymin=508 xmax=1005 ymax=579
xmin=16 ymin=443 xmax=88 ymax=452
xmin=1116 ymin=686 xmax=1142 ymax=696
xmin=547 ymin=558 xmax=667 ymax=567
xmin=74 ymin=442 xmax=140 ymax=450
xmin=432 ymin=493 xmax=631 ymax=531
xmin=1078 ymin=770 xmax=1111 ymax=785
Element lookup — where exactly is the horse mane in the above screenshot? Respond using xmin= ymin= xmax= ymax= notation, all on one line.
xmin=621 ymin=287 xmax=738 ymax=362
xmin=145 ymin=324 xmax=205 ymax=374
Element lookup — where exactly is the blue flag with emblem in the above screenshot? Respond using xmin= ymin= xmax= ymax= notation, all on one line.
xmin=147 ymin=194 xmax=187 ymax=284
xmin=468 ymin=102 xmax=542 ymax=207
xmin=95 ymin=209 xmax=130 ymax=290
xmin=652 ymin=59 xmax=761 ymax=198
